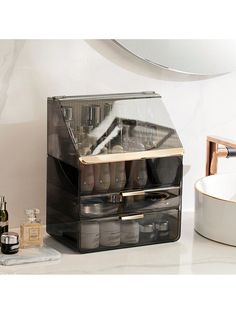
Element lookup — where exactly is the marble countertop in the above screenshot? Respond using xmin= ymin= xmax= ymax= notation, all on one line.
xmin=1 ymin=212 xmax=236 ymax=274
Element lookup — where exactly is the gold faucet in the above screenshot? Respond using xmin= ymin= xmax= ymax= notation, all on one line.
xmin=206 ymin=136 xmax=236 ymax=176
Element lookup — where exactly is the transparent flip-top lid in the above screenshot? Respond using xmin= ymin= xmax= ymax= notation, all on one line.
xmin=50 ymin=92 xmax=183 ymax=162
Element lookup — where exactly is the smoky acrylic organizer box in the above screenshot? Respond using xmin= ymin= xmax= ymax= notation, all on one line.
xmin=46 ymin=92 xmax=183 ymax=253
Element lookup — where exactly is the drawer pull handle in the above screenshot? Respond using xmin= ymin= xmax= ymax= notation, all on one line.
xmin=121 ymin=186 xmax=179 ymax=197
xmin=121 ymin=214 xmax=144 ymax=221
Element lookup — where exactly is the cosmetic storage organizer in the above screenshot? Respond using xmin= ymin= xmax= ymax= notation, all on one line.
xmin=46 ymin=92 xmax=183 ymax=253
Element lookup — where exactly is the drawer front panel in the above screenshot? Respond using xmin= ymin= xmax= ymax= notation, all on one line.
xmin=78 ymin=209 xmax=180 ymax=253
xmin=80 ymin=187 xmax=181 ymax=219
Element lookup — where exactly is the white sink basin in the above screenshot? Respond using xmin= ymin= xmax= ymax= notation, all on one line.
xmin=195 ymin=173 xmax=236 ymax=246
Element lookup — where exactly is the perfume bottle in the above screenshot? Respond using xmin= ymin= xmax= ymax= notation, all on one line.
xmin=0 ymin=196 xmax=8 ymax=239
xmin=20 ymin=208 xmax=43 ymax=248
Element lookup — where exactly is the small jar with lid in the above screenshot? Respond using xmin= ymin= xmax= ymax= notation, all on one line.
xmin=139 ymin=223 xmax=155 ymax=242
xmin=80 ymin=221 xmax=99 ymax=250
xmin=156 ymin=220 xmax=169 ymax=239
xmin=1 ymin=232 xmax=19 ymax=254
xmin=100 ymin=220 xmax=120 ymax=247
xmin=121 ymin=221 xmax=139 ymax=244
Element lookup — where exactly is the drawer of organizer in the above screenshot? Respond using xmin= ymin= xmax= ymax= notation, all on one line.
xmin=78 ymin=208 xmax=180 ymax=252
xmin=79 ymin=186 xmax=181 ymax=218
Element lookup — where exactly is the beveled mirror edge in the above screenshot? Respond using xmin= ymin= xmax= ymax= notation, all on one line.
xmin=112 ymin=39 xmax=229 ymax=78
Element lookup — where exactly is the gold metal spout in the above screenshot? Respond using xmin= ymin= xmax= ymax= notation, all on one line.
xmin=206 ymin=136 xmax=236 ymax=176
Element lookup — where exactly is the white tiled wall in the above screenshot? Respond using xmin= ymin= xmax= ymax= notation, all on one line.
xmin=1 ymin=39 xmax=236 ymax=227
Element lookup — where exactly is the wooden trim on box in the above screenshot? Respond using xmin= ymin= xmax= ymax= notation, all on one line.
xmin=79 ymin=147 xmax=184 ymax=164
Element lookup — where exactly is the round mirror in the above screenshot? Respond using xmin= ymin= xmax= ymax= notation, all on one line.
xmin=114 ymin=40 xmax=236 ymax=76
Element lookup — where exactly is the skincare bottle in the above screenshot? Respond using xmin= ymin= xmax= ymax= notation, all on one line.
xmin=94 ymin=147 xmax=110 ymax=193
xmin=120 ymin=221 xmax=139 ymax=244
xmin=80 ymin=221 xmax=99 ymax=250
xmin=94 ymin=163 xmax=110 ymax=193
xmin=0 ymin=196 xmax=8 ymax=239
xmin=20 ymin=208 xmax=43 ymax=248
xmin=109 ymin=145 xmax=126 ymax=192
xmin=80 ymin=164 xmax=94 ymax=194
xmin=100 ymin=220 xmax=120 ymax=247
xmin=128 ymin=160 xmax=148 ymax=189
